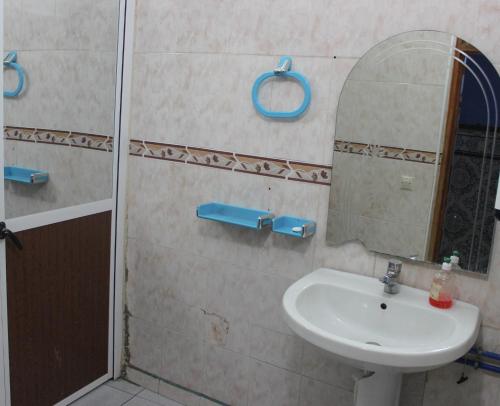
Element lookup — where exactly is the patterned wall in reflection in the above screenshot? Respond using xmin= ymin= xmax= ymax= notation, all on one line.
xmin=439 ymin=128 xmax=500 ymax=273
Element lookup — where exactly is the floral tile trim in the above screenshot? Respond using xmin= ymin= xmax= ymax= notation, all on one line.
xmin=5 ymin=126 xmax=112 ymax=152
xmin=288 ymin=161 xmax=332 ymax=184
xmin=143 ymin=141 xmax=188 ymax=162
xmin=5 ymin=127 xmax=333 ymax=186
xmin=67 ymin=132 xmax=113 ymax=152
xmin=132 ymin=139 xmax=332 ymax=186
xmin=4 ymin=126 xmax=36 ymax=142
xmin=235 ymin=154 xmax=290 ymax=178
xmin=188 ymin=147 xmax=237 ymax=170
xmin=334 ymin=140 xmax=440 ymax=164
xmin=129 ymin=139 xmax=146 ymax=156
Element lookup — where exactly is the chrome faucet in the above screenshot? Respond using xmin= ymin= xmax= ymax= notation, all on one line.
xmin=379 ymin=259 xmax=403 ymax=294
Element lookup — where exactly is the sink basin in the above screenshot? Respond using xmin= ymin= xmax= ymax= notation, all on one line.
xmin=282 ymin=268 xmax=480 ymax=406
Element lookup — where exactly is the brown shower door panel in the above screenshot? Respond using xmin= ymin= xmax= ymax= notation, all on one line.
xmin=6 ymin=211 xmax=111 ymax=406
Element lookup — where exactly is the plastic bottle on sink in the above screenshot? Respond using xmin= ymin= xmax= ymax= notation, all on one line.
xmin=450 ymin=250 xmax=461 ymax=271
xmin=429 ymin=257 xmax=455 ymax=309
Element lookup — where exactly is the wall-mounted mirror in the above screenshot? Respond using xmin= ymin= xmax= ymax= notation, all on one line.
xmin=326 ymin=31 xmax=500 ymax=274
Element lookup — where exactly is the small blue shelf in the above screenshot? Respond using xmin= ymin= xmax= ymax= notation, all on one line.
xmin=4 ymin=166 xmax=49 ymax=184
xmin=272 ymin=216 xmax=316 ymax=238
xmin=197 ymin=202 xmax=274 ymax=230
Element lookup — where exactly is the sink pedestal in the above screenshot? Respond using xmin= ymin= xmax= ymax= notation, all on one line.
xmin=354 ymin=371 xmax=401 ymax=406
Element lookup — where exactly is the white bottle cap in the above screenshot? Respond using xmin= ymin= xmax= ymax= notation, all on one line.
xmin=450 ymin=250 xmax=460 ymax=265
xmin=442 ymin=257 xmax=452 ymax=271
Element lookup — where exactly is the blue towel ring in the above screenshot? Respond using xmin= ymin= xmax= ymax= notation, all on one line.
xmin=4 ymin=51 xmax=25 ymax=98
xmin=252 ymin=56 xmax=311 ymax=119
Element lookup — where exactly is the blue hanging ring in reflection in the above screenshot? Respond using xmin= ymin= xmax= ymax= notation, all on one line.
xmin=252 ymin=56 xmax=311 ymax=119
xmin=4 ymin=51 xmax=25 ymax=98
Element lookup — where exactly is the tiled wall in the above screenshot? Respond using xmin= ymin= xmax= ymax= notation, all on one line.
xmin=125 ymin=1 xmax=500 ymax=405
xmin=3 ymin=127 xmax=113 ymax=218
xmin=3 ymin=0 xmax=118 ymax=218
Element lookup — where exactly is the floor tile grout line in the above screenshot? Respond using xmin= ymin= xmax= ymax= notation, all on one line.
xmin=128 ymin=364 xmax=228 ymax=406
xmin=105 ymin=380 xmax=144 ymax=397
xmin=120 ymin=388 xmax=151 ymax=406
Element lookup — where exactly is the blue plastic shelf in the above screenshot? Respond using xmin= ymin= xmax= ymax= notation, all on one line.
xmin=197 ymin=202 xmax=274 ymax=230
xmin=4 ymin=166 xmax=49 ymax=184
xmin=272 ymin=216 xmax=316 ymax=238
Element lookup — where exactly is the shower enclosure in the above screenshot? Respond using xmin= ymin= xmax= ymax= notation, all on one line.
xmin=0 ymin=1 xmax=132 ymax=405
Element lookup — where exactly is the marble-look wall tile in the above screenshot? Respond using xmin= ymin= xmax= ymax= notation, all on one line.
xmin=130 ymin=52 xmax=336 ymax=164
xmin=400 ymin=373 xmax=426 ymax=406
xmin=132 ymin=0 xmax=484 ymax=60
xmin=301 ymin=342 xmax=359 ymax=391
xmin=4 ymin=50 xmax=117 ymax=136
xmin=134 ymin=0 xmax=232 ymax=54
xmin=130 ymin=53 xmax=274 ymax=157
xmin=247 ymin=360 xmax=301 ymax=406
xmin=262 ymin=57 xmax=336 ymax=164
xmin=248 ymin=325 xmax=304 ymax=373
xmin=203 ymin=346 xmax=249 ymax=406
xmin=126 ymin=239 xmax=207 ymax=336
xmin=159 ymin=328 xmax=207 ymax=393
xmin=198 ymin=399 xmax=222 ymax=406
xmin=260 ymin=176 xmax=323 ymax=279
xmin=286 ymin=0 xmax=478 ymax=59
xmin=128 ymin=316 xmax=168 ymax=378
xmin=476 ymin=1 xmax=500 ymax=65
xmin=126 ymin=367 xmax=160 ymax=394
xmin=298 ymin=376 xmax=354 ymax=406
xmin=481 ymin=226 xmax=500 ymax=325
xmin=126 ymin=1 xmax=500 ymax=406
xmin=132 ymin=0 xmax=497 ymax=61
xmin=158 ymin=381 xmax=200 ymax=406
xmin=5 ymin=0 xmax=119 ymax=52
xmin=478 ymin=326 xmax=500 ymax=353
xmin=4 ymin=140 xmax=113 ymax=218
xmin=54 ymin=0 xmax=120 ymax=52
xmin=422 ymin=362 xmax=500 ymax=406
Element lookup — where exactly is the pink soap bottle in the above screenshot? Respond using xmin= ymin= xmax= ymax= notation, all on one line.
xmin=429 ymin=257 xmax=455 ymax=309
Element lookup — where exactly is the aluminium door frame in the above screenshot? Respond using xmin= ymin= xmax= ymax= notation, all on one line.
xmin=0 ymin=0 xmax=134 ymax=404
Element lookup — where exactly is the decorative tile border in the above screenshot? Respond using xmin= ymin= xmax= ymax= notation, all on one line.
xmin=131 ymin=139 xmax=332 ymax=186
xmin=5 ymin=127 xmax=332 ymax=186
xmin=334 ymin=139 xmax=440 ymax=164
xmin=4 ymin=126 xmax=113 ymax=152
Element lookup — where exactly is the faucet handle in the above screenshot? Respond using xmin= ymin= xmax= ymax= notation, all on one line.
xmin=387 ymin=259 xmax=402 ymax=276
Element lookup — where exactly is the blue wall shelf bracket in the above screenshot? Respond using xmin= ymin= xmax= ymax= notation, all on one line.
xmin=272 ymin=216 xmax=316 ymax=238
xmin=252 ymin=56 xmax=311 ymax=119
xmin=4 ymin=51 xmax=25 ymax=98
xmin=197 ymin=202 xmax=275 ymax=230
xmin=4 ymin=166 xmax=49 ymax=184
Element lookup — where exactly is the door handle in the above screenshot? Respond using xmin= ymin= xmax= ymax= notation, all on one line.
xmin=0 ymin=222 xmax=23 ymax=250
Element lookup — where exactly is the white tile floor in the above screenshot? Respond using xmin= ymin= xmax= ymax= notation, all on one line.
xmin=70 ymin=379 xmax=184 ymax=406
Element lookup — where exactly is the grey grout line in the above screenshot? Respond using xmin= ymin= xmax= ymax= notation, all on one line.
xmin=104 ymin=380 xmax=143 ymax=397
xmin=132 ymin=49 xmax=356 ymax=60
xmin=128 ymin=365 xmax=228 ymax=406
xmin=119 ymin=388 xmax=147 ymax=406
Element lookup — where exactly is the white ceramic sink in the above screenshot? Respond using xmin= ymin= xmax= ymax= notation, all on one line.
xmin=282 ymin=268 xmax=480 ymax=406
